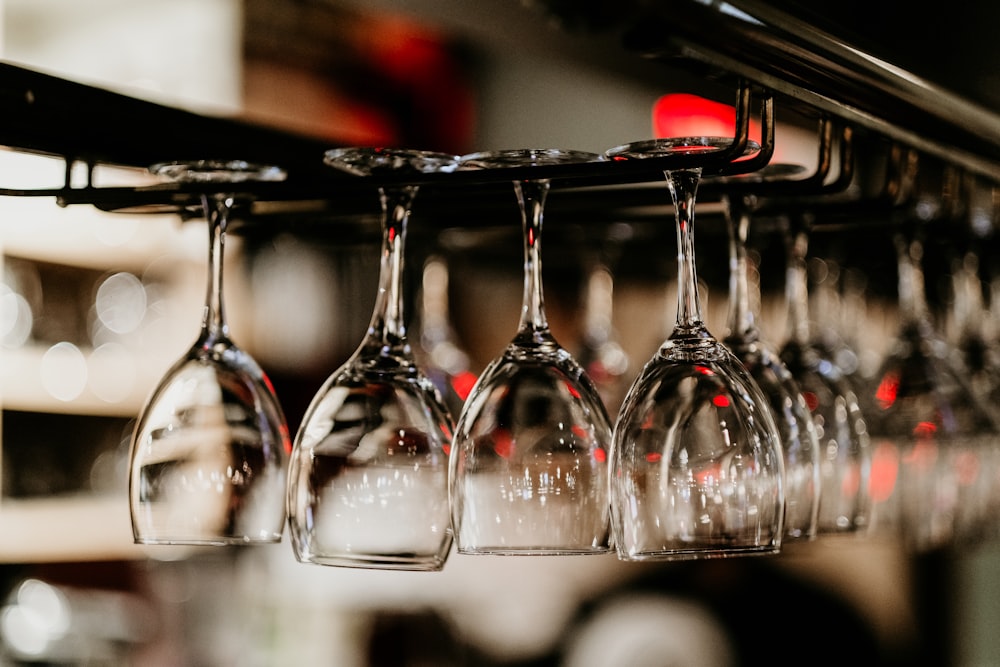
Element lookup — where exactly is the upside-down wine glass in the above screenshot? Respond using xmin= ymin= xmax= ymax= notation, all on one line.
xmin=129 ymin=160 xmax=290 ymax=545
xmin=868 ymin=209 xmax=1000 ymax=551
xmin=449 ymin=149 xmax=613 ymax=555
xmin=779 ymin=213 xmax=872 ymax=536
xmin=286 ymin=147 xmax=459 ymax=570
xmin=722 ymin=192 xmax=820 ymax=541
xmin=605 ymin=138 xmax=785 ymax=560
xmin=415 ymin=253 xmax=477 ymax=420
xmin=576 ymin=227 xmax=632 ymax=416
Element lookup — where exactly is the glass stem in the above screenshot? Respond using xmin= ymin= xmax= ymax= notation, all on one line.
xmin=202 ymin=193 xmax=231 ymax=343
xmin=895 ymin=230 xmax=930 ymax=327
xmin=584 ymin=262 xmax=615 ymax=347
xmin=668 ymin=169 xmax=707 ymax=336
xmin=724 ymin=194 xmax=757 ymax=340
xmin=366 ymin=185 xmax=417 ymax=352
xmin=785 ymin=227 xmax=812 ymax=347
xmin=515 ymin=178 xmax=550 ymax=337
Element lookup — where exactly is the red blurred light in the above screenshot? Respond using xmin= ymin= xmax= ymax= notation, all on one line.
xmin=493 ymin=430 xmax=514 ymax=458
xmin=571 ymin=424 xmax=589 ymax=439
xmin=565 ymin=381 xmax=581 ymax=399
xmin=451 ymin=371 xmax=478 ymax=400
xmin=841 ymin=464 xmax=860 ymax=496
xmin=903 ymin=440 xmax=938 ymax=471
xmin=875 ymin=371 xmax=899 ymax=409
xmin=869 ymin=440 xmax=899 ymax=502
xmin=593 ymin=448 xmax=607 ymax=463
xmin=646 ymin=452 xmax=662 ymax=463
xmin=712 ymin=394 xmax=730 ymax=408
xmin=695 ymin=463 xmax=721 ymax=485
xmin=912 ymin=421 xmax=937 ymax=438
xmin=802 ymin=391 xmax=820 ymax=412
xmin=653 ymin=93 xmax=762 ymax=144
xmin=695 ymin=365 xmax=715 ymax=376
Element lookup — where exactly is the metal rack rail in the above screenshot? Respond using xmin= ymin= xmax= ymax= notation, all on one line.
xmin=0 ymin=0 xmax=998 ymax=226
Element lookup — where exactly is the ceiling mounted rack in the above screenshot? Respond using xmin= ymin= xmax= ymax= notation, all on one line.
xmin=618 ymin=0 xmax=1000 ymax=183
xmin=0 ymin=0 xmax=998 ymax=230
xmin=0 ymin=65 xmax=771 ymax=215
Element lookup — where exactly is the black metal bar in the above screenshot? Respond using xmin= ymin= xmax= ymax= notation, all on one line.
xmin=619 ymin=0 xmax=1000 ymax=182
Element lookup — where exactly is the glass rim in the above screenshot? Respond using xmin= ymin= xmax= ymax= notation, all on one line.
xmin=323 ymin=146 xmax=461 ymax=176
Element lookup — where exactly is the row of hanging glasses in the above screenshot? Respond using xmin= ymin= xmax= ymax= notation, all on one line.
xmin=127 ymin=94 xmax=1000 ymax=571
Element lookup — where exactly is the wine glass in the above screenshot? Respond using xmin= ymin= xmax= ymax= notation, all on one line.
xmin=577 ymin=227 xmax=632 ymax=416
xmin=286 ymin=147 xmax=459 ymax=571
xmin=449 ymin=148 xmax=614 ymax=555
xmin=605 ymin=137 xmax=785 ymax=560
xmin=414 ymin=253 xmax=477 ymax=420
xmin=779 ymin=214 xmax=872 ymax=536
xmin=868 ymin=211 xmax=1000 ymax=551
xmin=721 ymin=192 xmax=820 ymax=541
xmin=129 ymin=160 xmax=290 ymax=545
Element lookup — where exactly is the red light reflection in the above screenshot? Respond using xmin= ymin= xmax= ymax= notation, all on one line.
xmin=875 ymin=371 xmax=900 ymax=409
xmin=870 ymin=440 xmax=899 ymax=502
xmin=451 ymin=371 xmax=478 ymax=400
xmin=653 ymin=93 xmax=762 ymax=145
xmin=493 ymin=430 xmax=514 ymax=458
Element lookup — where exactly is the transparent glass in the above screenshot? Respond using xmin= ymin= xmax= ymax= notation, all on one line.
xmin=867 ymin=226 xmax=1000 ymax=550
xmin=779 ymin=220 xmax=872 ymax=536
xmin=449 ymin=149 xmax=613 ymax=555
xmin=129 ymin=160 xmax=290 ymax=545
xmin=286 ymin=148 xmax=459 ymax=571
xmin=605 ymin=138 xmax=785 ymax=560
xmin=577 ymin=246 xmax=631 ymax=416
xmin=415 ymin=254 xmax=477 ymax=420
xmin=721 ymin=193 xmax=820 ymax=541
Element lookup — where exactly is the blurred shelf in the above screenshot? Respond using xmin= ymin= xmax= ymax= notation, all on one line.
xmin=0 ymin=495 xmax=145 ymax=563
xmin=1 ymin=343 xmax=167 ymax=416
xmin=0 ymin=196 xmax=190 ymax=272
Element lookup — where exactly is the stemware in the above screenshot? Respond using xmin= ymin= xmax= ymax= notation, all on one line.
xmin=414 ymin=253 xmax=477 ymax=420
xmin=449 ymin=148 xmax=613 ymax=555
xmin=868 ymin=208 xmax=1000 ymax=551
xmin=576 ymin=229 xmax=632 ymax=416
xmin=605 ymin=137 xmax=785 ymax=560
xmin=129 ymin=160 xmax=290 ymax=545
xmin=286 ymin=147 xmax=459 ymax=571
xmin=721 ymin=192 xmax=820 ymax=541
xmin=779 ymin=214 xmax=872 ymax=536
